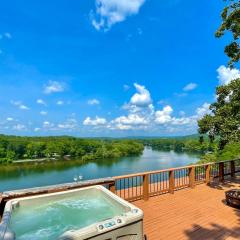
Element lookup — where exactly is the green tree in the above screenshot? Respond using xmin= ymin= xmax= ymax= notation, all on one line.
xmin=218 ymin=142 xmax=240 ymax=160
xmin=6 ymin=150 xmax=16 ymax=163
xmin=216 ymin=0 xmax=240 ymax=67
xmin=198 ymin=78 xmax=240 ymax=149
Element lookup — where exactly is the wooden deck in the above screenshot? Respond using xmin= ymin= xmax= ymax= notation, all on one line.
xmin=134 ymin=178 xmax=240 ymax=240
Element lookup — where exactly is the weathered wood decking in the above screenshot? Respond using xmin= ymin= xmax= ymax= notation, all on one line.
xmin=134 ymin=177 xmax=240 ymax=240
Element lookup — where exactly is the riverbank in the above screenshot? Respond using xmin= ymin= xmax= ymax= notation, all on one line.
xmin=12 ymin=157 xmax=58 ymax=163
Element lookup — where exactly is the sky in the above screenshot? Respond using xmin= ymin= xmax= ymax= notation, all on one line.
xmin=0 ymin=0 xmax=240 ymax=137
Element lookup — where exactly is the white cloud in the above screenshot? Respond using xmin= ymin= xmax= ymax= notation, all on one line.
xmin=130 ymin=83 xmax=152 ymax=107
xmin=155 ymin=105 xmax=173 ymax=124
xmin=43 ymin=121 xmax=50 ymax=126
xmin=57 ymin=118 xmax=78 ymax=130
xmin=37 ymin=99 xmax=46 ymax=105
xmin=13 ymin=124 xmax=26 ymax=131
xmin=183 ymin=83 xmax=198 ymax=91
xmin=217 ymin=65 xmax=240 ymax=85
xmin=91 ymin=0 xmax=145 ymax=31
xmin=87 ymin=98 xmax=100 ymax=105
xmin=19 ymin=104 xmax=30 ymax=110
xmin=11 ymin=100 xmax=29 ymax=110
xmin=83 ymin=116 xmax=107 ymax=126
xmin=196 ymin=102 xmax=211 ymax=118
xmin=114 ymin=124 xmax=133 ymax=130
xmin=56 ymin=100 xmax=64 ymax=105
xmin=41 ymin=121 xmax=55 ymax=131
xmin=40 ymin=111 xmax=48 ymax=115
xmin=4 ymin=33 xmax=12 ymax=39
xmin=6 ymin=117 xmax=14 ymax=121
xmin=10 ymin=100 xmax=21 ymax=106
xmin=34 ymin=128 xmax=41 ymax=132
xmin=44 ymin=81 xmax=65 ymax=94
xmin=114 ymin=113 xmax=148 ymax=126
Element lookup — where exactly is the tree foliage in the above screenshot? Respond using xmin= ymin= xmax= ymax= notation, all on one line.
xmin=0 ymin=135 xmax=144 ymax=164
xmin=144 ymin=136 xmax=217 ymax=153
xmin=216 ymin=0 xmax=240 ymax=67
xmin=198 ymin=78 xmax=240 ymax=149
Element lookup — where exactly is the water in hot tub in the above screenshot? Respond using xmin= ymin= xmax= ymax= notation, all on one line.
xmin=9 ymin=190 xmax=127 ymax=240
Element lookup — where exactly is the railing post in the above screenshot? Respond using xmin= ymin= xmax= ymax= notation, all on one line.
xmin=231 ymin=160 xmax=236 ymax=178
xmin=143 ymin=174 xmax=149 ymax=201
xmin=219 ymin=162 xmax=224 ymax=182
xmin=169 ymin=170 xmax=174 ymax=194
xmin=205 ymin=164 xmax=211 ymax=184
xmin=189 ymin=167 xmax=195 ymax=188
xmin=109 ymin=181 xmax=116 ymax=194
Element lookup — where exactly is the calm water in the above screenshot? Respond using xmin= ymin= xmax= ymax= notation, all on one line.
xmin=0 ymin=147 xmax=201 ymax=192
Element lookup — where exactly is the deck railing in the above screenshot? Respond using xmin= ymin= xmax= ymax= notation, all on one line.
xmin=1 ymin=159 xmax=240 ymax=213
xmin=111 ymin=158 xmax=240 ymax=201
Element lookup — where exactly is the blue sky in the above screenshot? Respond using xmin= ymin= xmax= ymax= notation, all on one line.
xmin=0 ymin=0 xmax=239 ymax=137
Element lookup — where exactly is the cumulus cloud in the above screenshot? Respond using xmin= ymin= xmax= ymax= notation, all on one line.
xmin=87 ymin=99 xmax=100 ymax=105
xmin=57 ymin=100 xmax=64 ymax=105
xmin=6 ymin=117 xmax=14 ymax=121
xmin=11 ymin=100 xmax=30 ymax=110
xmin=183 ymin=83 xmax=198 ymax=91
xmin=37 ymin=99 xmax=46 ymax=105
xmin=130 ymin=83 xmax=152 ymax=107
xmin=10 ymin=100 xmax=21 ymax=106
xmin=13 ymin=124 xmax=26 ymax=131
xmin=41 ymin=121 xmax=55 ymax=131
xmin=114 ymin=114 xmax=148 ymax=126
xmin=19 ymin=105 xmax=30 ymax=110
xmin=111 ymin=84 xmax=155 ymax=130
xmin=57 ymin=118 xmax=78 ymax=130
xmin=91 ymin=0 xmax=145 ymax=31
xmin=217 ymin=65 xmax=240 ymax=85
xmin=40 ymin=111 xmax=48 ymax=115
xmin=155 ymin=106 xmax=173 ymax=124
xmin=196 ymin=102 xmax=211 ymax=118
xmin=83 ymin=116 xmax=107 ymax=126
xmin=44 ymin=81 xmax=65 ymax=94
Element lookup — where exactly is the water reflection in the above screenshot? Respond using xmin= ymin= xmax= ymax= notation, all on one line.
xmin=0 ymin=147 xmax=201 ymax=192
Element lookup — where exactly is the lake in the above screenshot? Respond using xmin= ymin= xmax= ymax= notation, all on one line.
xmin=0 ymin=147 xmax=201 ymax=192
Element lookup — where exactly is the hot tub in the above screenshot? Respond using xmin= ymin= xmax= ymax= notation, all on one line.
xmin=0 ymin=185 xmax=143 ymax=240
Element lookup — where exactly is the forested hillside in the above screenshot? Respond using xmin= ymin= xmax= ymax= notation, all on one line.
xmin=0 ymin=135 xmax=144 ymax=164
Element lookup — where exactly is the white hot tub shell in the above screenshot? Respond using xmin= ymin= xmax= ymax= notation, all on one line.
xmin=0 ymin=185 xmax=144 ymax=240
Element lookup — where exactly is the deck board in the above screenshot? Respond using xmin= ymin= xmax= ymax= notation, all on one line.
xmin=134 ymin=178 xmax=240 ymax=240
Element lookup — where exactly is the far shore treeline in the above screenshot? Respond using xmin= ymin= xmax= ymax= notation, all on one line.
xmin=0 ymin=135 xmax=144 ymax=164
xmin=0 ymin=133 xmax=240 ymax=165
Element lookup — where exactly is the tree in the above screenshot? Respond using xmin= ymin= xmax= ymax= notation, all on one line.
xmin=198 ymin=78 xmax=240 ymax=149
xmin=216 ymin=0 xmax=240 ymax=67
